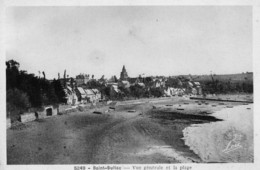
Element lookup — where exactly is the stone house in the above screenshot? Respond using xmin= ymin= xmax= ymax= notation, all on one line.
xmin=92 ymin=89 xmax=102 ymax=101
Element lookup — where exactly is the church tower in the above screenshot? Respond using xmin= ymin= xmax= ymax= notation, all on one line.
xmin=120 ymin=65 xmax=128 ymax=80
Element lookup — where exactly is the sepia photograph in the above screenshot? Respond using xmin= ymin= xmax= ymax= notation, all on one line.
xmin=3 ymin=4 xmax=256 ymax=167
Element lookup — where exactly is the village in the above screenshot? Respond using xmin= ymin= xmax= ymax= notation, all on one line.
xmin=60 ymin=65 xmax=203 ymax=106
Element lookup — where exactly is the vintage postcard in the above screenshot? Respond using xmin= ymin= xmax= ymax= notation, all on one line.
xmin=0 ymin=0 xmax=259 ymax=170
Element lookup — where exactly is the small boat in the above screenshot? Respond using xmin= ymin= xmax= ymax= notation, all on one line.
xmin=177 ymin=108 xmax=184 ymax=110
xmin=226 ymin=106 xmax=233 ymax=108
xmin=93 ymin=111 xmax=102 ymax=114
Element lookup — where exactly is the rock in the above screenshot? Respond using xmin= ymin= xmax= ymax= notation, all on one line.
xmin=93 ymin=111 xmax=102 ymax=114
xmin=177 ymin=108 xmax=184 ymax=110
xmin=77 ymin=106 xmax=85 ymax=112
xmin=107 ymin=100 xmax=112 ymax=105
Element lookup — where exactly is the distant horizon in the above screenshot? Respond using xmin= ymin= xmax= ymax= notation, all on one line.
xmin=6 ymin=6 xmax=252 ymax=79
xmin=6 ymin=58 xmax=253 ymax=80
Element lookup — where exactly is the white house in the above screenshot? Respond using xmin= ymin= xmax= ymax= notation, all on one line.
xmin=85 ymin=89 xmax=96 ymax=103
xmin=92 ymin=89 xmax=102 ymax=101
xmin=64 ymin=86 xmax=78 ymax=105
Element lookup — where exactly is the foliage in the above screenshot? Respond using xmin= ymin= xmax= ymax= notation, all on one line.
xmin=6 ymin=60 xmax=67 ymax=113
xmin=86 ymin=79 xmax=103 ymax=89
xmin=6 ymin=88 xmax=30 ymax=118
xmin=118 ymin=86 xmax=130 ymax=98
xmin=6 ymin=60 xmax=20 ymax=90
xmin=150 ymin=87 xmax=164 ymax=97
xmin=130 ymin=84 xmax=145 ymax=99
xmin=52 ymin=79 xmax=67 ymax=103
xmin=201 ymin=79 xmax=253 ymax=94
xmin=165 ymin=78 xmax=180 ymax=88
xmin=143 ymin=88 xmax=152 ymax=98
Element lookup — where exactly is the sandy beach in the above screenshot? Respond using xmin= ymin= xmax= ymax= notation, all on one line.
xmin=7 ymin=96 xmax=253 ymax=164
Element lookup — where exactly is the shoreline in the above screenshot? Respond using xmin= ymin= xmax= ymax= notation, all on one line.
xmin=182 ymin=104 xmax=253 ymax=163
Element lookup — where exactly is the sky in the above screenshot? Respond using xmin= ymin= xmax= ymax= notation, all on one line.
xmin=5 ymin=6 xmax=252 ymax=79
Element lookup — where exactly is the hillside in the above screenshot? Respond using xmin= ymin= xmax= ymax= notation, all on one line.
xmin=188 ymin=72 xmax=253 ymax=82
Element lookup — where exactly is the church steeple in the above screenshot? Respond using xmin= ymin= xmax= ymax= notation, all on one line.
xmin=120 ymin=65 xmax=128 ymax=80
xmin=122 ymin=65 xmax=126 ymax=72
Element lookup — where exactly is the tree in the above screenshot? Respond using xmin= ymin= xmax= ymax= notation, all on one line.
xmin=118 ymin=86 xmax=130 ymax=98
xmin=143 ymin=88 xmax=152 ymax=98
xmin=99 ymin=86 xmax=110 ymax=100
xmin=6 ymin=60 xmax=20 ymax=90
xmin=150 ymin=87 xmax=164 ymax=97
xmin=165 ymin=78 xmax=180 ymax=88
xmin=7 ymin=88 xmax=30 ymax=120
xmin=86 ymin=79 xmax=103 ymax=89
xmin=130 ymin=84 xmax=145 ymax=99
xmin=52 ymin=79 xmax=67 ymax=103
xmin=6 ymin=59 xmax=65 ymax=109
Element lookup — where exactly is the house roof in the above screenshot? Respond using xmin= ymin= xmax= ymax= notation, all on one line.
xmin=67 ymin=86 xmax=72 ymax=92
xmin=187 ymin=82 xmax=194 ymax=87
xmin=122 ymin=80 xmax=130 ymax=84
xmin=85 ymin=89 xmax=95 ymax=95
xmin=194 ymin=82 xmax=201 ymax=86
xmin=64 ymin=89 xmax=70 ymax=95
xmin=119 ymin=80 xmax=130 ymax=88
xmin=137 ymin=83 xmax=145 ymax=87
xmin=92 ymin=89 xmax=100 ymax=94
xmin=77 ymin=87 xmax=86 ymax=95
xmin=112 ymin=85 xmax=120 ymax=93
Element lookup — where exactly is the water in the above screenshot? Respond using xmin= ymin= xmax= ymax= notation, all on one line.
xmin=182 ymin=104 xmax=253 ymax=163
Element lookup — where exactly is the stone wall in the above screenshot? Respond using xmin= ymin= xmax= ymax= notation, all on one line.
xmin=7 ymin=105 xmax=59 ymax=129
xmin=59 ymin=104 xmax=71 ymax=113
xmin=21 ymin=113 xmax=36 ymax=123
